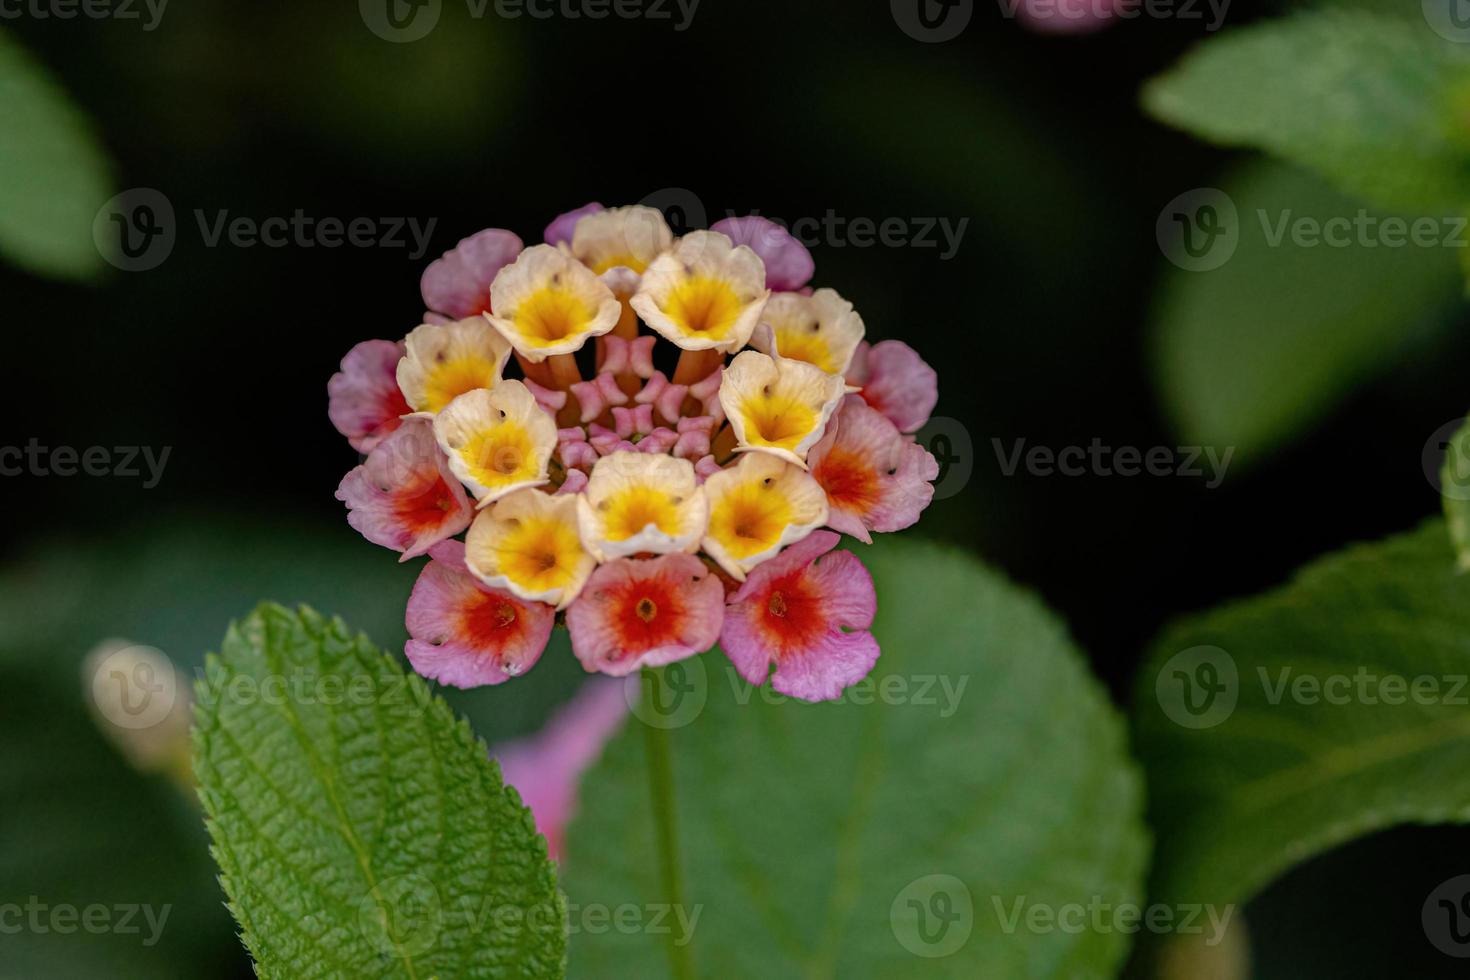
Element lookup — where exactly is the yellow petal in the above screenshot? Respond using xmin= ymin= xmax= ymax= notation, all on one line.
xmin=570 ymin=205 xmax=673 ymax=275
xmin=701 ymin=452 xmax=829 ymax=580
xmin=465 ymin=488 xmax=594 ymax=608
xmin=432 ymin=381 xmax=556 ymax=504
xmin=576 ymin=451 xmax=708 ymax=560
xmin=749 ymin=288 xmax=866 ymax=375
xmin=396 ymin=317 xmax=513 ymax=415
xmin=629 ymin=230 xmax=769 ymax=352
xmin=719 ymin=350 xmax=846 ymax=467
xmin=486 ymin=244 xmax=621 ymax=362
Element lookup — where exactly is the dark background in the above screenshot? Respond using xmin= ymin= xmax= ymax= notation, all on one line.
xmin=3 ymin=1 xmax=1467 ymax=976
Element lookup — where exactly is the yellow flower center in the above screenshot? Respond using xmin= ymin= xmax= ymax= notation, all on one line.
xmin=741 ymin=392 xmax=819 ymax=450
xmin=664 ymin=276 xmax=744 ymax=339
xmin=423 ymin=356 xmax=497 ymax=414
xmin=773 ymin=325 xmax=836 ymax=374
xmin=493 ymin=516 xmax=585 ymax=594
xmin=514 ymin=285 xmax=599 ymax=346
xmin=589 ymin=252 xmax=648 ymax=275
xmin=601 ymin=485 xmax=685 ymax=541
xmin=460 ymin=423 xmax=537 ymax=489
xmin=707 ymin=481 xmax=795 ymax=559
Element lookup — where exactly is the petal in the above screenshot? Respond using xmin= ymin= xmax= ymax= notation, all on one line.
xmin=396 ymin=317 xmax=514 ymax=415
xmin=486 ymin=244 xmax=622 ymax=362
xmin=847 ymin=340 xmax=937 ymax=434
xmin=576 ymin=451 xmax=708 ymax=561
xmin=404 ymin=540 xmax=555 ymax=688
xmin=433 ymin=381 xmax=557 ymax=504
xmin=748 ymin=288 xmax=865 ymax=376
xmin=328 ymin=339 xmax=411 ymax=453
xmin=719 ymin=350 xmax=846 ymax=467
xmin=701 ymin=451 xmax=829 ymax=580
xmin=721 ymin=531 xmax=879 ymax=702
xmin=629 ymin=230 xmax=770 ymax=353
xmin=710 ymin=215 xmax=814 ymax=292
xmin=464 ymin=488 xmax=596 ymax=608
xmin=570 ymin=205 xmax=673 ymax=275
xmin=491 ymin=676 xmax=628 ymax=859
xmin=566 ymin=554 xmax=725 ymax=676
xmin=808 ymin=396 xmax=938 ymax=542
xmin=421 ymin=228 xmax=524 ymax=319
xmin=335 ymin=418 xmax=473 ymax=559
xmin=543 ymin=201 xmax=604 ymax=246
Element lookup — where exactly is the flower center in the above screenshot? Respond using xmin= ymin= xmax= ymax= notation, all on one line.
xmin=768 ymin=591 xmax=788 ymax=617
xmin=635 ymin=597 xmax=658 ymax=622
xmin=517 ymin=285 xmax=595 ymax=344
xmin=424 ymin=356 xmax=497 ymax=414
xmin=745 ymin=392 xmax=817 ymax=449
xmin=665 ymin=276 xmax=743 ymax=337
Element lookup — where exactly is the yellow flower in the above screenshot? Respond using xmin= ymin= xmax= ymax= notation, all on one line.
xmin=465 ymin=488 xmax=595 ymax=608
xmin=432 ymin=381 xmax=556 ymax=504
xmin=749 ymin=288 xmax=866 ymax=375
xmin=701 ymin=452 xmax=829 ymax=580
xmin=397 ymin=317 xmax=513 ymax=415
xmin=719 ymin=350 xmax=846 ymax=467
xmin=486 ymin=244 xmax=622 ymax=361
xmin=576 ymin=451 xmax=708 ymax=561
xmin=630 ymin=230 xmax=769 ymax=353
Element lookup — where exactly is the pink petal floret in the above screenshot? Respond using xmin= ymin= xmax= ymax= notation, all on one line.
xmin=327 ymin=339 xmax=411 ymax=453
xmin=421 ymin=227 xmax=524 ymax=319
xmin=405 ymin=540 xmax=555 ymax=688
xmin=808 ymin=396 xmax=939 ymax=544
xmin=720 ymin=530 xmax=879 ymax=702
xmin=544 ymin=202 xmax=604 ymax=246
xmin=711 ymin=215 xmax=815 ymax=292
xmin=335 ymin=418 xmax=473 ymax=559
xmin=566 ymin=554 xmax=725 ymax=676
xmin=845 ymin=340 xmax=938 ymax=434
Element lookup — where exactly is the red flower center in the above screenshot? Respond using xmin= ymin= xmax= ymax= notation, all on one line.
xmin=813 ymin=448 xmax=880 ymax=514
xmin=394 ymin=476 xmax=461 ymax=537
xmin=460 ymin=592 xmax=521 ymax=650
xmin=760 ymin=575 xmax=824 ymax=652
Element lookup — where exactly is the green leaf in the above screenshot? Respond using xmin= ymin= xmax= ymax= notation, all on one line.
xmin=1151 ymin=160 xmax=1460 ymax=466
xmin=1442 ymin=414 xmax=1470 ymax=570
xmin=0 ymin=29 xmax=113 ymax=280
xmin=1142 ymin=8 xmax=1470 ymax=213
xmin=193 ymin=604 xmax=567 ymax=979
xmin=1133 ymin=519 xmax=1470 ymax=909
xmin=565 ymin=538 xmax=1149 ymax=979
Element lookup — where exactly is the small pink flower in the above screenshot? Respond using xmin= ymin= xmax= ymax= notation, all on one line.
xmin=720 ymin=530 xmax=878 ymax=702
xmin=809 ymin=396 xmax=939 ymax=544
xmin=327 ymin=340 xmax=411 ymax=453
xmin=567 ymin=554 xmax=725 ymax=676
xmin=491 ymin=677 xmax=628 ymax=860
xmin=543 ymin=202 xmax=605 ymax=247
xmin=845 ymin=340 xmax=938 ymax=434
xmin=1015 ymin=0 xmax=1117 ymax=34
xmin=336 ymin=419 xmax=473 ymax=559
xmin=405 ymin=540 xmax=555 ymax=687
xmin=710 ymin=215 xmax=814 ymax=292
xmin=421 ymin=227 xmax=525 ymax=319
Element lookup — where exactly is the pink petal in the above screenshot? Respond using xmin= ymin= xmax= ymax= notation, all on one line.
xmin=543 ymin=202 xmax=605 ymax=247
xmin=420 ymin=228 xmax=525 ymax=319
xmin=846 ymin=340 xmax=937 ymax=434
xmin=808 ymin=396 xmax=938 ymax=543
xmin=721 ymin=530 xmax=879 ymax=702
xmin=327 ymin=339 xmax=410 ymax=453
xmin=335 ymin=419 xmax=473 ymax=559
xmin=491 ymin=677 xmax=628 ymax=860
xmin=567 ymin=555 xmax=725 ymax=676
xmin=710 ymin=215 xmax=815 ymax=292
xmin=405 ymin=539 xmax=555 ymax=688
xmin=1015 ymin=0 xmax=1117 ymax=34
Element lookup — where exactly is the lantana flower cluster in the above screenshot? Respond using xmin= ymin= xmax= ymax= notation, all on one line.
xmin=328 ymin=204 xmax=939 ymax=702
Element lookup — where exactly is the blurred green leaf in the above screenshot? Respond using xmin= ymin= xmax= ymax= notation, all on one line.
xmin=1133 ymin=520 xmax=1470 ymax=910
xmin=565 ymin=538 xmax=1149 ymax=979
xmin=0 ymin=29 xmax=113 ymax=280
xmin=194 ymin=604 xmax=567 ymax=979
xmin=1143 ymin=8 xmax=1470 ymax=214
xmin=1151 ymin=160 xmax=1460 ymax=466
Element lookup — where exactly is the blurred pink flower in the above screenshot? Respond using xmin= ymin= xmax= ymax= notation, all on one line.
xmin=1012 ymin=0 xmax=1117 ymax=34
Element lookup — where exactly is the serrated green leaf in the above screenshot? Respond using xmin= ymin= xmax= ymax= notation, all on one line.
xmin=564 ymin=538 xmax=1149 ymax=979
xmin=1151 ymin=160 xmax=1460 ymax=465
xmin=0 ymin=29 xmax=113 ymax=280
xmin=193 ymin=604 xmax=567 ymax=979
xmin=1143 ymin=9 xmax=1470 ymax=214
xmin=1133 ymin=520 xmax=1470 ymax=910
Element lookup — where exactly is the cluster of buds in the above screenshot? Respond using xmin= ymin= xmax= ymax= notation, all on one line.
xmin=328 ymin=203 xmax=939 ymax=702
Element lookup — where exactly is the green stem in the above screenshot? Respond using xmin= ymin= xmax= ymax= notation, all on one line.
xmin=641 ymin=668 xmax=695 ymax=980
